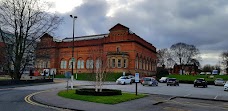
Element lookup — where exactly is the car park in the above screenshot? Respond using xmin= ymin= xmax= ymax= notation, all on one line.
xmin=141 ymin=77 xmax=158 ymax=86
xmin=214 ymin=78 xmax=225 ymax=86
xmin=159 ymin=77 xmax=168 ymax=83
xmin=116 ymin=76 xmax=132 ymax=85
xmin=167 ymin=78 xmax=179 ymax=86
xmin=194 ymin=78 xmax=207 ymax=87
xmin=224 ymin=81 xmax=228 ymax=91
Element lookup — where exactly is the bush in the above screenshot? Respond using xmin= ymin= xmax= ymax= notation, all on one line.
xmin=75 ymin=88 xmax=122 ymax=96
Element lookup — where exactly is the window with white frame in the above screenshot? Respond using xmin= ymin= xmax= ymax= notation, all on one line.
xmin=139 ymin=59 xmax=142 ymax=69
xmin=96 ymin=58 xmax=102 ymax=69
xmin=123 ymin=59 xmax=127 ymax=68
xmin=135 ymin=58 xmax=138 ymax=69
xmin=68 ymin=60 xmax=75 ymax=69
xmin=60 ymin=60 xmax=67 ymax=69
xmin=77 ymin=59 xmax=84 ymax=69
xmin=112 ymin=59 xmax=115 ymax=68
xmin=117 ymin=59 xmax=121 ymax=68
xmin=86 ymin=59 xmax=94 ymax=69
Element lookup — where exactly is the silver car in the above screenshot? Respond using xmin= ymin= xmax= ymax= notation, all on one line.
xmin=141 ymin=77 xmax=158 ymax=86
xmin=214 ymin=78 xmax=225 ymax=86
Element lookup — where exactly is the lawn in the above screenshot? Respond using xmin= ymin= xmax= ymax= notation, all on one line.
xmin=55 ymin=73 xmax=123 ymax=81
xmin=0 ymin=75 xmax=11 ymax=80
xmin=58 ymin=90 xmax=147 ymax=104
xmin=167 ymin=74 xmax=228 ymax=82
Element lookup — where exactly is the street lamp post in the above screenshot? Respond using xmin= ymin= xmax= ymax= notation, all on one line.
xmin=70 ymin=15 xmax=77 ymax=76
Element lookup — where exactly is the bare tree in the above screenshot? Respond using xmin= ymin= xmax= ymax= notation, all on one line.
xmin=94 ymin=45 xmax=109 ymax=92
xmin=221 ymin=50 xmax=228 ymax=74
xmin=157 ymin=48 xmax=175 ymax=68
xmin=170 ymin=42 xmax=200 ymax=74
xmin=0 ymin=0 xmax=62 ymax=80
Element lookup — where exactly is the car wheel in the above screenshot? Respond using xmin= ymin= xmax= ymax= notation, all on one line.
xmin=130 ymin=82 xmax=132 ymax=84
xmin=177 ymin=84 xmax=179 ymax=86
xmin=167 ymin=84 xmax=168 ymax=86
xmin=123 ymin=82 xmax=125 ymax=85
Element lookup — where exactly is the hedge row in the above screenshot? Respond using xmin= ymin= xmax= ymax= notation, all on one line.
xmin=75 ymin=88 xmax=122 ymax=96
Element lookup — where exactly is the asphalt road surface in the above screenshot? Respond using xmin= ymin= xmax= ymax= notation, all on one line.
xmin=1 ymin=79 xmax=228 ymax=111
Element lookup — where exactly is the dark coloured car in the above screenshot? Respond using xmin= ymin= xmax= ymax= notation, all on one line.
xmin=167 ymin=78 xmax=179 ymax=86
xmin=194 ymin=78 xmax=207 ymax=87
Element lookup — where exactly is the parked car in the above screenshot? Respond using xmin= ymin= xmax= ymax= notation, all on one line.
xmin=127 ymin=75 xmax=135 ymax=83
xmin=116 ymin=76 xmax=132 ymax=85
xmin=159 ymin=77 xmax=169 ymax=83
xmin=141 ymin=77 xmax=158 ymax=86
xmin=167 ymin=78 xmax=179 ymax=86
xmin=224 ymin=81 xmax=228 ymax=91
xmin=214 ymin=78 xmax=225 ymax=86
xmin=194 ymin=78 xmax=207 ymax=87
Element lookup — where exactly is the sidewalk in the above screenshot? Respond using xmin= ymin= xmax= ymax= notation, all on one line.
xmin=32 ymin=88 xmax=167 ymax=111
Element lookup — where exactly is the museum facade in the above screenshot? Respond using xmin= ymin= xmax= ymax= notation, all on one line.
xmin=35 ymin=23 xmax=157 ymax=76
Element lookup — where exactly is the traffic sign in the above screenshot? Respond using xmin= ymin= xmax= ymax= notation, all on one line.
xmin=65 ymin=71 xmax=72 ymax=78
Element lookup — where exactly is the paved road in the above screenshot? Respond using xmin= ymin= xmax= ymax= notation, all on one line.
xmin=77 ymin=81 xmax=228 ymax=101
xmin=1 ymin=79 xmax=228 ymax=111
xmin=0 ymin=80 xmax=68 ymax=111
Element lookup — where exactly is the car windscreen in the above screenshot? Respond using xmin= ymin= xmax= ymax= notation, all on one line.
xmin=143 ymin=78 xmax=151 ymax=81
xmin=196 ymin=79 xmax=204 ymax=81
xmin=168 ymin=79 xmax=176 ymax=81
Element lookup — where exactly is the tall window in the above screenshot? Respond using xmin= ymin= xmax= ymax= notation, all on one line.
xmin=96 ymin=58 xmax=102 ymax=69
xmin=117 ymin=59 xmax=121 ymax=68
xmin=135 ymin=58 xmax=138 ymax=69
xmin=86 ymin=59 xmax=94 ymax=69
xmin=77 ymin=59 xmax=84 ymax=69
xmin=112 ymin=59 xmax=115 ymax=68
xmin=60 ymin=60 xmax=67 ymax=69
xmin=139 ymin=59 xmax=142 ymax=69
xmin=123 ymin=59 xmax=127 ymax=68
xmin=68 ymin=60 xmax=75 ymax=69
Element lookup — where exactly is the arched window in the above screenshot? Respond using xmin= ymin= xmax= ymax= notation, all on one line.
xmin=135 ymin=57 xmax=138 ymax=69
xmin=96 ymin=58 xmax=102 ymax=69
xmin=77 ymin=58 xmax=84 ymax=69
xmin=139 ymin=59 xmax=142 ymax=69
xmin=60 ymin=59 xmax=67 ymax=69
xmin=68 ymin=59 xmax=75 ymax=69
xmin=86 ymin=58 xmax=94 ymax=69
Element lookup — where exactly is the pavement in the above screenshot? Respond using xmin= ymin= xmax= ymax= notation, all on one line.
xmin=32 ymin=88 xmax=168 ymax=111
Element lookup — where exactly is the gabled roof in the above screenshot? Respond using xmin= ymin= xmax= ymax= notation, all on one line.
xmin=41 ymin=33 xmax=53 ymax=39
xmin=109 ymin=23 xmax=129 ymax=31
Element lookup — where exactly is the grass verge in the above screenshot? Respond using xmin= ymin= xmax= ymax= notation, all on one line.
xmin=167 ymin=74 xmax=228 ymax=82
xmin=58 ymin=90 xmax=147 ymax=104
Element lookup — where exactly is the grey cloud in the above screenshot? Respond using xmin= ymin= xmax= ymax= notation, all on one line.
xmin=54 ymin=0 xmax=228 ymax=66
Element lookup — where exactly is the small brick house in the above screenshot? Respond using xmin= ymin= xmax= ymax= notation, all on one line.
xmin=172 ymin=64 xmax=198 ymax=75
xmin=35 ymin=23 xmax=157 ymax=76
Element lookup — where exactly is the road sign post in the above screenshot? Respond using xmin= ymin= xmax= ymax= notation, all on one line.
xmin=135 ymin=73 xmax=140 ymax=95
xmin=65 ymin=71 xmax=72 ymax=92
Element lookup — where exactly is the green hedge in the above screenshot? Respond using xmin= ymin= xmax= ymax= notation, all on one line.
xmin=55 ymin=73 xmax=123 ymax=81
xmin=166 ymin=74 xmax=228 ymax=85
xmin=75 ymin=88 xmax=122 ymax=96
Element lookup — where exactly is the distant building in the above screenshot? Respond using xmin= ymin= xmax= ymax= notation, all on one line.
xmin=35 ymin=23 xmax=157 ymax=76
xmin=172 ymin=64 xmax=198 ymax=75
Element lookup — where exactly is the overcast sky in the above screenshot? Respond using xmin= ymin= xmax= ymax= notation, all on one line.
xmin=43 ymin=0 xmax=228 ymax=67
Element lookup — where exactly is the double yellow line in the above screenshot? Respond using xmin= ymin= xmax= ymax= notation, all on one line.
xmin=24 ymin=90 xmax=69 ymax=111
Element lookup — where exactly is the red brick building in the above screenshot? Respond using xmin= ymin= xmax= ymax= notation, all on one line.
xmin=35 ymin=23 xmax=157 ymax=76
xmin=172 ymin=64 xmax=198 ymax=75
